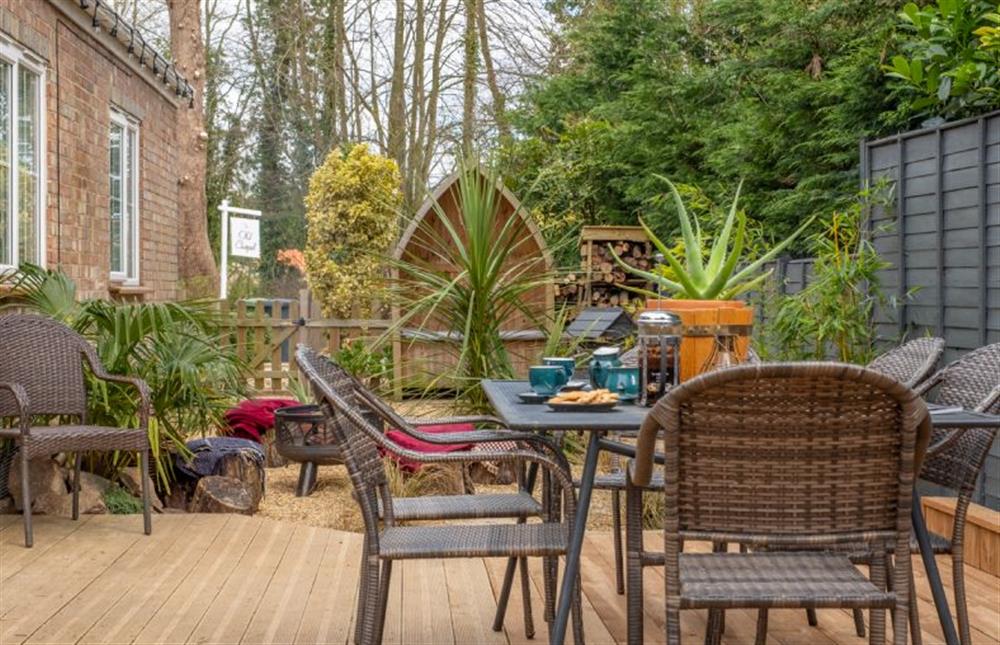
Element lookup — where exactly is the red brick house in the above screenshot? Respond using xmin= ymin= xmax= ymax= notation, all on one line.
xmin=1 ymin=0 xmax=193 ymax=300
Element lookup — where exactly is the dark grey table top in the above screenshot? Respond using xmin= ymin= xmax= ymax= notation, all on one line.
xmin=481 ymin=379 xmax=649 ymax=432
xmin=481 ymin=380 xmax=1000 ymax=433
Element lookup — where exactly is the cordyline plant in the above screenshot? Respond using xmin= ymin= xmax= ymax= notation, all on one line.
xmin=612 ymin=176 xmax=814 ymax=300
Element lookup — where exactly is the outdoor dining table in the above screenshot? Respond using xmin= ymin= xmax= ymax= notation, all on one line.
xmin=481 ymin=378 xmax=1000 ymax=645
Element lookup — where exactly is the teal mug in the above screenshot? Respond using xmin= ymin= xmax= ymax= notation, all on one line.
xmin=604 ymin=366 xmax=640 ymax=400
xmin=528 ymin=365 xmax=569 ymax=396
xmin=543 ymin=356 xmax=576 ymax=380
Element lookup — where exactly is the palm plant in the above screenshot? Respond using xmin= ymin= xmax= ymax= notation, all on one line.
xmin=612 ymin=176 xmax=814 ymax=300
xmin=1 ymin=265 xmax=249 ymax=487
xmin=385 ymin=161 xmax=553 ymax=407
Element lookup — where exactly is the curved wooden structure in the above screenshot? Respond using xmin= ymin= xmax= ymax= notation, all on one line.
xmin=391 ymin=170 xmax=555 ymax=390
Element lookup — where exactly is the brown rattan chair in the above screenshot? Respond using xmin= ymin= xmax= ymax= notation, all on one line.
xmin=297 ymin=346 xmax=584 ymax=645
xmin=627 ymin=362 xmax=931 ymax=645
xmin=0 ymin=314 xmax=152 ymax=547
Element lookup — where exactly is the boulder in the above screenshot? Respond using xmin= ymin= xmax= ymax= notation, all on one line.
xmin=119 ymin=466 xmax=163 ymax=511
xmin=217 ymin=452 xmax=265 ymax=508
xmin=8 ymin=457 xmax=66 ymax=511
xmin=188 ymin=476 xmax=254 ymax=515
xmin=75 ymin=472 xmax=110 ymax=514
xmin=32 ymin=490 xmax=73 ymax=516
xmin=163 ymin=485 xmax=189 ymax=512
xmin=0 ymin=496 xmax=16 ymax=514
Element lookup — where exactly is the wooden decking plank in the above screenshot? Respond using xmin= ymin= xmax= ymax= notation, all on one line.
xmin=185 ymin=517 xmax=295 ymax=644
xmin=240 ymin=524 xmax=325 ymax=644
xmin=0 ymin=515 xmax=142 ymax=644
xmin=77 ymin=514 xmax=232 ymax=644
xmin=24 ymin=514 xmax=197 ymax=644
xmin=0 ymin=515 xmax=20 ymax=530
xmin=443 ymin=558 xmax=508 ymax=645
xmin=293 ymin=530 xmax=361 ymax=645
xmin=132 ymin=514 xmax=261 ymax=644
xmin=400 ymin=558 xmax=454 ymax=644
xmin=0 ymin=516 xmax=95 ymax=583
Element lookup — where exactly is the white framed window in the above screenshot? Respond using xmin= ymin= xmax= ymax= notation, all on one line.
xmin=0 ymin=39 xmax=46 ymax=269
xmin=109 ymin=109 xmax=139 ymax=283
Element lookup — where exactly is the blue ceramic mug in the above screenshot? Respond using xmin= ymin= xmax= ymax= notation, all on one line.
xmin=543 ymin=356 xmax=576 ymax=380
xmin=528 ymin=365 xmax=569 ymax=396
xmin=604 ymin=366 xmax=640 ymax=400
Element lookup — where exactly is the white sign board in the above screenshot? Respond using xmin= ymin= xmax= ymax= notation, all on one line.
xmin=230 ymin=216 xmax=260 ymax=258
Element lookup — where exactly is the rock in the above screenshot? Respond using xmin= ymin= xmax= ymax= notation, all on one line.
xmin=188 ymin=476 xmax=254 ymax=515
xmin=32 ymin=490 xmax=73 ymax=516
xmin=0 ymin=496 xmax=16 ymax=514
xmin=163 ymin=485 xmax=189 ymax=512
xmin=119 ymin=466 xmax=163 ymax=511
xmin=73 ymin=472 xmax=110 ymax=514
xmin=8 ymin=457 xmax=66 ymax=511
xmin=217 ymin=452 xmax=265 ymax=508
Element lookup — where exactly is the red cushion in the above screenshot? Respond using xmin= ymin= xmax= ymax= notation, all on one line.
xmin=384 ymin=423 xmax=475 ymax=471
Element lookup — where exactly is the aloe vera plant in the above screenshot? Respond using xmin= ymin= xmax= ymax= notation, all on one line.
xmin=612 ymin=176 xmax=814 ymax=300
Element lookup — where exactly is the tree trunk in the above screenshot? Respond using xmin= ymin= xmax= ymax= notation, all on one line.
xmin=168 ymin=0 xmax=218 ymax=297
xmin=387 ymin=0 xmax=408 ymax=172
xmin=461 ymin=0 xmax=478 ymax=158
xmin=476 ymin=0 xmax=508 ymax=140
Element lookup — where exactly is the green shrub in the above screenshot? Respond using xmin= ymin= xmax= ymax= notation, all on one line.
xmin=304 ymin=144 xmax=402 ymax=318
xmin=103 ymin=484 xmax=144 ymax=515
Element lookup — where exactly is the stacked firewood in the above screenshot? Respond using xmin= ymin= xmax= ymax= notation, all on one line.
xmin=585 ymin=239 xmax=655 ymax=307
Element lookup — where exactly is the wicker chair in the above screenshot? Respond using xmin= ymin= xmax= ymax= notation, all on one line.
xmin=0 ymin=314 xmax=152 ymax=547
xmin=297 ymin=347 xmax=584 ymax=645
xmin=869 ymin=337 xmax=945 ymax=389
xmin=627 ymin=363 xmax=931 ymax=645
xmin=902 ymin=342 xmax=1000 ymax=644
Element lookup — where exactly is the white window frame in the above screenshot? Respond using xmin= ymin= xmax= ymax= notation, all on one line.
xmin=0 ymin=37 xmax=47 ymax=270
xmin=109 ymin=108 xmax=140 ymax=285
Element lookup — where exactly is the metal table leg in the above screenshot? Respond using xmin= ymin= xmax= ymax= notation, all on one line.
xmin=912 ymin=488 xmax=958 ymax=645
xmin=551 ymin=431 xmax=602 ymax=645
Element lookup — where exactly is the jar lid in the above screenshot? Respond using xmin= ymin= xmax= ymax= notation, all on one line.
xmin=637 ymin=310 xmax=682 ymax=333
xmin=592 ymin=346 xmax=620 ymax=357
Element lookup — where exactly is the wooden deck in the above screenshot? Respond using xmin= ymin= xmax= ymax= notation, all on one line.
xmin=1 ymin=514 xmax=998 ymax=644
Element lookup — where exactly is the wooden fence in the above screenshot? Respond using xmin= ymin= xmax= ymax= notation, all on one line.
xmin=223 ymin=298 xmax=388 ymax=396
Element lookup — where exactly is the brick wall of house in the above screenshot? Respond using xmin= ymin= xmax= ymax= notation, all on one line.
xmin=1 ymin=0 xmax=183 ymax=301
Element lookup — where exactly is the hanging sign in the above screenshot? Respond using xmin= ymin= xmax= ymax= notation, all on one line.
xmin=230 ymin=216 xmax=260 ymax=258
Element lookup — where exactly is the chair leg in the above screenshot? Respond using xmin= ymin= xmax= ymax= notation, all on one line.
xmin=705 ymin=610 xmax=723 ymax=645
xmin=373 ymin=560 xmax=393 ymax=645
xmin=666 ymin=604 xmax=682 ymax=645
xmin=19 ymin=446 xmax=33 ymax=548
xmin=755 ymin=608 xmax=768 ymax=645
xmin=892 ymin=552 xmax=910 ymax=645
xmin=353 ymin=547 xmax=371 ymax=645
xmin=356 ymin=556 xmax=380 ymax=645
xmin=806 ymin=608 xmax=818 ymax=626
xmin=140 ymin=450 xmax=152 ymax=535
xmin=71 ymin=453 xmax=81 ymax=520
xmin=519 ymin=557 xmax=535 ymax=639
xmin=869 ymin=551 xmax=887 ymax=645
xmin=952 ymin=550 xmax=972 ymax=645
xmin=854 ymin=608 xmax=867 ymax=637
xmin=625 ymin=483 xmax=644 ymax=645
xmin=296 ymin=461 xmax=318 ymax=497
xmin=492 ymin=557 xmax=517 ymax=632
xmin=570 ymin=570 xmax=585 ymax=645
xmin=908 ymin=564 xmax=922 ymax=645
xmin=611 ymin=488 xmax=625 ymax=595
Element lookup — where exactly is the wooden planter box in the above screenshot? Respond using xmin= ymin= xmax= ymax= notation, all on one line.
xmin=922 ymin=496 xmax=1000 ymax=577
xmin=645 ymin=299 xmax=753 ymax=382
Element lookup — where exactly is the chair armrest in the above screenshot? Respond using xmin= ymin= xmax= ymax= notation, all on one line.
xmin=0 ymin=382 xmax=30 ymax=436
xmin=92 ymin=372 xmax=151 ymax=430
xmin=393 ymin=425 xmax=569 ymax=471
xmin=914 ymin=372 xmax=944 ymax=398
xmin=404 ymin=414 xmax=507 ymax=428
xmin=976 ymin=385 xmax=1000 ymax=415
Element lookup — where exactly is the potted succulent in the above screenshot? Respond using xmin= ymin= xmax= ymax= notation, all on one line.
xmin=611 ymin=176 xmax=813 ymax=380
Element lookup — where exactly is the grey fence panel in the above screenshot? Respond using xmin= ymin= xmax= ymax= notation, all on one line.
xmin=861 ymin=110 xmax=1000 ymax=510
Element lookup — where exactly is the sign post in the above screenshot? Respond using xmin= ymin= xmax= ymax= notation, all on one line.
xmin=218 ymin=199 xmax=263 ymax=300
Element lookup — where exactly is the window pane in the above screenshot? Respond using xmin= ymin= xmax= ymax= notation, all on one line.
xmin=0 ymin=62 xmax=10 ymax=266
xmin=17 ymin=67 xmax=38 ymax=265
xmin=125 ymin=126 xmax=136 ymax=279
xmin=109 ymin=122 xmax=123 ymax=273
